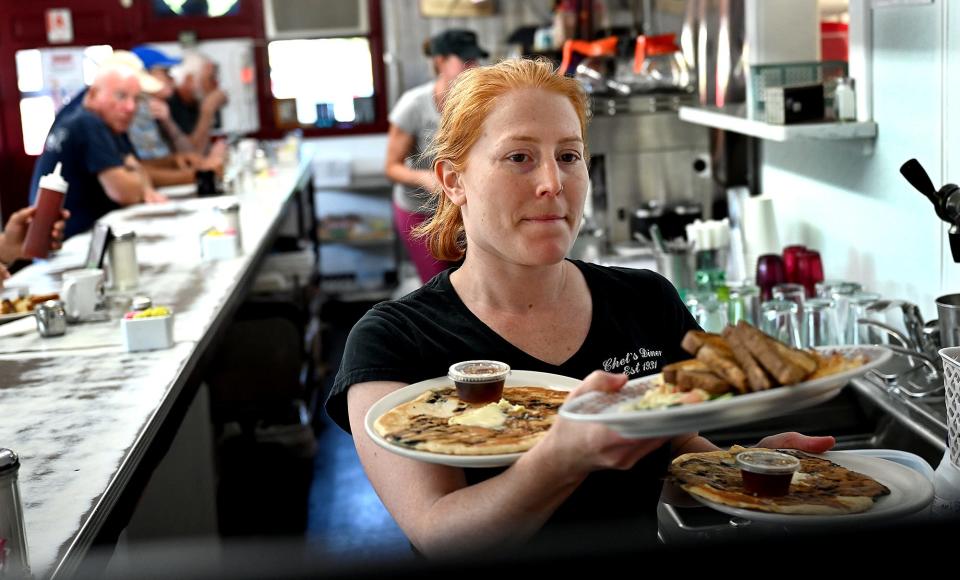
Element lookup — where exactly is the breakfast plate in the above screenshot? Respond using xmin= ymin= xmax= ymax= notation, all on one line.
xmin=683 ymin=451 xmax=933 ymax=525
xmin=559 ymin=345 xmax=892 ymax=439
xmin=365 ymin=370 xmax=579 ymax=468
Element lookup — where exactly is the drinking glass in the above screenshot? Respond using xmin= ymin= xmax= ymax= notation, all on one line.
xmin=803 ymin=298 xmax=840 ymax=347
xmin=693 ymin=292 xmax=728 ymax=333
xmin=760 ymin=298 xmax=802 ymax=348
xmin=782 ymin=245 xmax=807 ymax=284
xmin=773 ymin=283 xmax=806 ymax=308
xmin=816 ymin=280 xmax=862 ymax=333
xmin=846 ymin=291 xmax=882 ymax=344
xmin=796 ymin=250 xmax=824 ymax=297
xmin=728 ymin=282 xmax=761 ymax=326
xmin=755 ymin=254 xmax=786 ymax=301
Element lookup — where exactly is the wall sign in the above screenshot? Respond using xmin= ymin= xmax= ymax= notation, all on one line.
xmin=45 ymin=9 xmax=74 ymax=45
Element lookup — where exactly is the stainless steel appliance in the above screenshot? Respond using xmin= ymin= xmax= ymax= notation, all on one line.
xmin=587 ymin=93 xmax=711 ymax=246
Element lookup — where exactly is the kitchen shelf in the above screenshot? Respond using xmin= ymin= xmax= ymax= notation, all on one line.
xmin=678 ymin=105 xmax=877 ymax=142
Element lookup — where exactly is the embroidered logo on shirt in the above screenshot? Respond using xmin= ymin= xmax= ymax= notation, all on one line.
xmin=602 ymin=347 xmax=663 ymax=376
xmin=44 ymin=127 xmax=68 ymax=153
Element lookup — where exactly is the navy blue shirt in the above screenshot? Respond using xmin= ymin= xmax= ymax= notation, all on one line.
xmin=30 ymin=107 xmax=135 ymax=238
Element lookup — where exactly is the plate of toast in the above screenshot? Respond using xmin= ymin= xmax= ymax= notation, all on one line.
xmin=559 ymin=321 xmax=892 ymax=438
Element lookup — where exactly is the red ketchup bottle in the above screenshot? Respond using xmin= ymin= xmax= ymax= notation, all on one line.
xmin=22 ymin=162 xmax=69 ymax=259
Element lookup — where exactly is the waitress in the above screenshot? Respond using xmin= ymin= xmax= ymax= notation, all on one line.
xmin=385 ymin=29 xmax=488 ymax=284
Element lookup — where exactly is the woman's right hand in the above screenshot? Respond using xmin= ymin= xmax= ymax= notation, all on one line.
xmin=526 ymin=371 xmax=669 ymax=480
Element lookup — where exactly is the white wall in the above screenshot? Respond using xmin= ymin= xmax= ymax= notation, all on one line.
xmin=761 ymin=0 xmax=954 ymax=320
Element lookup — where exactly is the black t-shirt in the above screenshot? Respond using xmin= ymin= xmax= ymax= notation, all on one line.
xmin=167 ymin=92 xmax=200 ymax=135
xmin=326 ymin=260 xmax=699 ymax=544
xmin=29 ymin=107 xmax=134 ymax=238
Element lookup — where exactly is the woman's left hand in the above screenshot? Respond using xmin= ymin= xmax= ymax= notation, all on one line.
xmin=756 ymin=431 xmax=835 ymax=454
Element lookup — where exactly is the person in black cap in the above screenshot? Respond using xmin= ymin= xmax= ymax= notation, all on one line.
xmin=385 ymin=29 xmax=489 ymax=285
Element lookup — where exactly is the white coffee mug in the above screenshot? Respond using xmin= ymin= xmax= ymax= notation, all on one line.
xmin=62 ymin=269 xmax=105 ymax=321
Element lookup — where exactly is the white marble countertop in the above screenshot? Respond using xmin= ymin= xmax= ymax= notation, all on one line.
xmin=0 ymin=148 xmax=315 ymax=578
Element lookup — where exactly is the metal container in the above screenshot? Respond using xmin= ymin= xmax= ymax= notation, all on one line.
xmin=34 ymin=299 xmax=66 ymax=338
xmin=654 ymin=248 xmax=696 ymax=292
xmin=131 ymin=296 xmax=153 ymax=312
xmin=0 ymin=448 xmax=30 ymax=577
xmin=215 ymin=201 xmax=242 ymax=248
xmin=108 ymin=230 xmax=139 ymax=291
xmin=936 ymin=294 xmax=960 ymax=348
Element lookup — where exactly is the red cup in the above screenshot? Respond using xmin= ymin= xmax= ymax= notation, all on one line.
xmin=782 ymin=245 xmax=807 ymax=284
xmin=755 ymin=253 xmax=786 ymax=302
xmin=796 ymin=250 xmax=824 ymax=297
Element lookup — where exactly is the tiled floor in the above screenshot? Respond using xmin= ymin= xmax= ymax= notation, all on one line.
xmin=305 ymin=291 xmax=414 ymax=563
xmin=306 ymin=414 xmax=411 ymax=562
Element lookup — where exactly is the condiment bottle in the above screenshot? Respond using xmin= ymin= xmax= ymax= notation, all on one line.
xmin=22 ymin=162 xmax=69 ymax=259
xmin=0 ymin=449 xmax=30 ymax=578
xmin=108 ymin=230 xmax=139 ymax=291
xmin=834 ymin=77 xmax=857 ymax=122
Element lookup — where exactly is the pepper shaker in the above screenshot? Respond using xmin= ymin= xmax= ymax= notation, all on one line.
xmin=0 ymin=449 xmax=30 ymax=578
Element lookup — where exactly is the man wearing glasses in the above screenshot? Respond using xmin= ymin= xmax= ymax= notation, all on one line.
xmin=29 ymin=51 xmax=169 ymax=239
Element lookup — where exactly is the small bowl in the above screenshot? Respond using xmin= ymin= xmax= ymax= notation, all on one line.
xmin=447 ymin=360 xmax=510 ymax=404
xmin=735 ymin=450 xmax=800 ymax=497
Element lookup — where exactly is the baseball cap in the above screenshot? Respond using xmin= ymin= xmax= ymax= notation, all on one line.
xmin=428 ymin=29 xmax=489 ymax=61
xmin=132 ymin=45 xmax=182 ymax=71
xmin=96 ymin=50 xmax=164 ymax=94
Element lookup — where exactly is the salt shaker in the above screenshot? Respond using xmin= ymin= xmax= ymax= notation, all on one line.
xmin=108 ymin=230 xmax=139 ymax=291
xmin=35 ymin=300 xmax=67 ymax=338
xmin=0 ymin=449 xmax=30 ymax=578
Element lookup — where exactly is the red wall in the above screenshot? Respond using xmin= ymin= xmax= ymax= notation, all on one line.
xmin=0 ymin=0 xmax=387 ymax=220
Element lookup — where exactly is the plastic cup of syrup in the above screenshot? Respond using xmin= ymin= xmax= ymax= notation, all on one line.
xmin=448 ymin=360 xmax=511 ymax=404
xmin=735 ymin=450 xmax=800 ymax=497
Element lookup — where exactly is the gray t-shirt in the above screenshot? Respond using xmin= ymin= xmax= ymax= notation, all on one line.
xmin=388 ymin=81 xmax=440 ymax=213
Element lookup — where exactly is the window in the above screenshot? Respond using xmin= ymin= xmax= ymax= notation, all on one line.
xmin=268 ymin=38 xmax=376 ymax=128
xmin=15 ymin=45 xmax=112 ymax=155
xmin=152 ymin=0 xmax=242 ymax=18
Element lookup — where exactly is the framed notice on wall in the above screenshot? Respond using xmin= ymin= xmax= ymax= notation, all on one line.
xmin=419 ymin=0 xmax=496 ymax=18
xmin=274 ymin=98 xmax=299 ymax=128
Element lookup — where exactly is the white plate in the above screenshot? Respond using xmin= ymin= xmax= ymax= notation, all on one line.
xmin=685 ymin=450 xmax=934 ymax=525
xmin=364 ymin=370 xmax=580 ymax=468
xmin=0 ymin=310 xmax=33 ymax=324
xmin=559 ymin=345 xmax=892 ymax=438
xmin=156 ymin=183 xmax=198 ymax=198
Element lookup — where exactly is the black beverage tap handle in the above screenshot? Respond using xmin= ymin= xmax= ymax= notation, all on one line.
xmin=900 ymin=159 xmax=942 ymax=213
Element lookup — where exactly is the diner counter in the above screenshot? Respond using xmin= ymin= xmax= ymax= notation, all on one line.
xmin=0 ymin=147 xmax=315 ymax=579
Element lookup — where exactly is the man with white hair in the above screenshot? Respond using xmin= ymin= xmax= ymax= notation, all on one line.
xmin=29 ymin=51 xmax=168 ymax=238
xmin=168 ymin=52 xmax=229 ymax=152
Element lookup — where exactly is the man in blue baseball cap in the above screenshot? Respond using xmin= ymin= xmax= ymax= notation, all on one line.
xmin=128 ymin=45 xmax=225 ymax=187
xmin=132 ymin=45 xmax=182 ymax=70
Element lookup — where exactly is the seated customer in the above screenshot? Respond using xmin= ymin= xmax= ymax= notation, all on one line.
xmin=29 ymin=52 xmax=168 ymax=238
xmin=129 ymin=45 xmax=226 ymax=187
xmin=0 ymin=206 xmax=69 ymax=281
xmin=168 ymin=52 xmax=228 ymax=153
xmin=326 ymin=58 xmax=835 ymax=558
